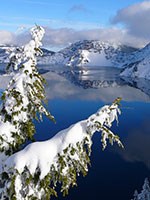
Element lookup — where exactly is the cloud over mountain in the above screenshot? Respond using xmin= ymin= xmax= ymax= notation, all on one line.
xmin=40 ymin=26 xmax=149 ymax=49
xmin=112 ymin=1 xmax=150 ymax=39
xmin=0 ymin=31 xmax=14 ymax=45
xmin=1 ymin=1 xmax=150 ymax=50
xmin=1 ymin=26 xmax=148 ymax=50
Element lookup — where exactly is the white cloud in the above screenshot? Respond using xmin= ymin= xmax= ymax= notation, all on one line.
xmin=2 ymin=1 xmax=150 ymax=50
xmin=112 ymin=1 xmax=150 ymax=39
xmin=0 ymin=26 xmax=148 ymax=50
xmin=0 ymin=30 xmax=14 ymax=45
xmin=69 ymin=4 xmax=90 ymax=14
xmin=41 ymin=27 xmax=126 ymax=49
xmin=41 ymin=26 xmax=149 ymax=49
xmin=1 ymin=1 xmax=150 ymax=49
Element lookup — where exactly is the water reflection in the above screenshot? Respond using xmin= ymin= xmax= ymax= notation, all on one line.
xmin=43 ymin=66 xmax=150 ymax=171
xmin=0 ymin=64 xmax=150 ymax=200
xmin=42 ymin=66 xmax=150 ymax=102
xmin=121 ymin=76 xmax=150 ymax=99
xmin=56 ymin=67 xmax=125 ymax=89
xmin=115 ymin=119 xmax=150 ymax=169
xmin=0 ymin=65 xmax=150 ymax=102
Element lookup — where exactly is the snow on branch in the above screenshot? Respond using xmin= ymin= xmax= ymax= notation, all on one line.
xmin=0 ymin=25 xmax=123 ymax=200
xmin=0 ymin=98 xmax=123 ymax=200
xmin=131 ymin=178 xmax=150 ymax=200
xmin=0 ymin=25 xmax=55 ymax=156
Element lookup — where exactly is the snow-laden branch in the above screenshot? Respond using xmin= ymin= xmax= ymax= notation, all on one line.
xmin=0 ymin=26 xmax=123 ymax=200
xmin=0 ymin=98 xmax=123 ymax=200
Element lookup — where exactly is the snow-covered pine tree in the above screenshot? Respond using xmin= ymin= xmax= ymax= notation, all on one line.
xmin=133 ymin=190 xmax=139 ymax=200
xmin=0 ymin=25 xmax=123 ymax=200
xmin=0 ymin=25 xmax=55 ymax=157
xmin=131 ymin=178 xmax=150 ymax=200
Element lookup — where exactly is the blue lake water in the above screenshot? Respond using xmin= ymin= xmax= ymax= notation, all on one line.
xmin=35 ymin=66 xmax=150 ymax=200
xmin=0 ymin=65 xmax=150 ymax=199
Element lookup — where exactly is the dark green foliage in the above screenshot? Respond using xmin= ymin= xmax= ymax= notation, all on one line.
xmin=7 ymin=175 xmax=16 ymax=200
xmin=2 ymin=137 xmax=92 ymax=200
xmin=0 ymin=26 xmax=123 ymax=199
xmin=44 ymin=137 xmax=91 ymax=198
xmin=0 ymin=62 xmax=55 ymax=155
xmin=1 ymin=92 xmax=6 ymax=101
xmin=1 ymin=172 xmax=9 ymax=180
xmin=0 ymin=26 xmax=57 ymax=199
xmin=20 ymin=120 xmax=35 ymax=141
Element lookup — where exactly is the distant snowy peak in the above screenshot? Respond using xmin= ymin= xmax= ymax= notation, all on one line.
xmin=0 ymin=41 xmax=139 ymax=67
xmin=0 ymin=45 xmax=11 ymax=63
xmin=120 ymin=57 xmax=150 ymax=80
xmin=58 ymin=40 xmax=137 ymax=67
xmin=1 ymin=41 xmax=150 ymax=80
xmin=60 ymin=40 xmax=150 ymax=80
xmin=120 ymin=43 xmax=150 ymax=80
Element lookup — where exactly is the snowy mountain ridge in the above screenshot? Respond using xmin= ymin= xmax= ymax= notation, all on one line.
xmin=120 ymin=43 xmax=150 ymax=80
xmin=0 ymin=40 xmax=138 ymax=67
xmin=0 ymin=40 xmax=150 ymax=80
xmin=57 ymin=40 xmax=138 ymax=67
xmin=43 ymin=40 xmax=150 ymax=80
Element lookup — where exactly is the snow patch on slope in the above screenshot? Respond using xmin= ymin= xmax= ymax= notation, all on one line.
xmin=121 ymin=57 xmax=150 ymax=80
xmin=81 ymin=50 xmax=112 ymax=67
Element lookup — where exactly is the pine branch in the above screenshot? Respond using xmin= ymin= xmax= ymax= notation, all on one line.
xmin=0 ymin=99 xmax=123 ymax=199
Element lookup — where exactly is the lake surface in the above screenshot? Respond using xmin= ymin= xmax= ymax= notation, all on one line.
xmin=0 ymin=64 xmax=150 ymax=200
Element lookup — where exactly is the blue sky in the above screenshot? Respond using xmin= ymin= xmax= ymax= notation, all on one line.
xmin=0 ymin=0 xmax=143 ymax=31
xmin=0 ymin=0 xmax=149 ymax=50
